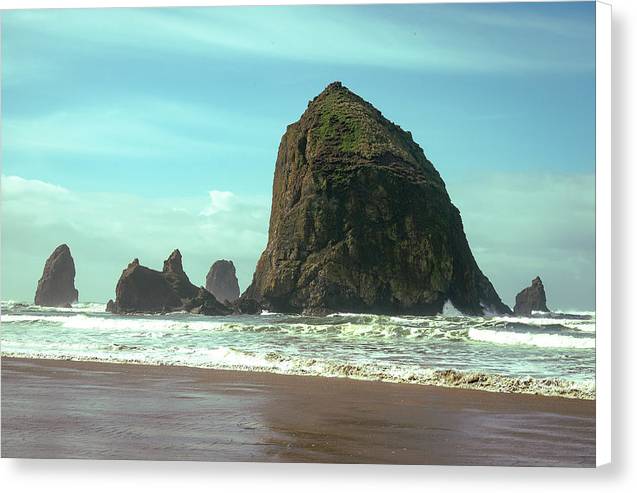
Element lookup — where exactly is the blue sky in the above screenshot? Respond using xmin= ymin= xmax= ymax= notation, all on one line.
xmin=1 ymin=2 xmax=596 ymax=309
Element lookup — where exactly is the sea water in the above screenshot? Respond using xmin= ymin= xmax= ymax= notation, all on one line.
xmin=0 ymin=300 xmax=595 ymax=399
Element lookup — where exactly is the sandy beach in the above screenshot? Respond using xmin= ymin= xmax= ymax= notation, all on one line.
xmin=0 ymin=357 xmax=595 ymax=466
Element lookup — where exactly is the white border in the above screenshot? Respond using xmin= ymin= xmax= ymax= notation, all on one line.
xmin=595 ymin=0 xmax=611 ymax=468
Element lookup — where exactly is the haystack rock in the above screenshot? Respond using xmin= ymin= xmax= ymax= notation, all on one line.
xmin=34 ymin=244 xmax=79 ymax=307
xmin=514 ymin=277 xmax=549 ymax=316
xmin=243 ymin=82 xmax=511 ymax=316
xmin=106 ymin=250 xmax=231 ymax=316
xmin=205 ymin=260 xmax=240 ymax=303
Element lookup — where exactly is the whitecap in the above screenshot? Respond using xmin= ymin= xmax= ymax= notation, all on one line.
xmin=468 ymin=327 xmax=594 ymax=349
xmin=442 ymin=300 xmax=463 ymax=316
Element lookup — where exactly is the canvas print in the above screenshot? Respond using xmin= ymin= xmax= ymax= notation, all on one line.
xmin=0 ymin=2 xmax=597 ymax=466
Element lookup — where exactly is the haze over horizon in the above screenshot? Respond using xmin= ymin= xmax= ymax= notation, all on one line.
xmin=1 ymin=2 xmax=596 ymax=310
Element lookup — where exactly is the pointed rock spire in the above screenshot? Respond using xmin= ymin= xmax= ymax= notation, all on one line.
xmin=514 ymin=277 xmax=549 ymax=315
xmin=205 ymin=259 xmax=240 ymax=303
xmin=34 ymin=244 xmax=79 ymax=307
xmin=163 ymin=249 xmax=184 ymax=274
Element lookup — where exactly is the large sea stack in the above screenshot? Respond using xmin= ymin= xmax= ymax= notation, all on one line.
xmin=243 ymin=82 xmax=511 ymax=316
xmin=107 ymin=249 xmax=231 ymax=316
xmin=34 ymin=244 xmax=79 ymax=307
xmin=514 ymin=277 xmax=549 ymax=316
xmin=205 ymin=260 xmax=240 ymax=303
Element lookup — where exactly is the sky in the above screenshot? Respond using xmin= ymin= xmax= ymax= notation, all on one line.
xmin=1 ymin=2 xmax=596 ymax=310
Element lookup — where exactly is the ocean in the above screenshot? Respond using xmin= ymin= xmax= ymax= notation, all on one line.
xmin=0 ymin=300 xmax=595 ymax=399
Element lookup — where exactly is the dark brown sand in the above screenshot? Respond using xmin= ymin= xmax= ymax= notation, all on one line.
xmin=1 ymin=357 xmax=595 ymax=466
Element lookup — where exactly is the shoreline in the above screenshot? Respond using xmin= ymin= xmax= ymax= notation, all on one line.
xmin=1 ymin=356 xmax=595 ymax=465
xmin=0 ymin=352 xmax=595 ymax=400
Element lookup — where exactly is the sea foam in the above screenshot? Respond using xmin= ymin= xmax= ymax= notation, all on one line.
xmin=0 ymin=344 xmax=595 ymax=400
xmin=1 ymin=302 xmax=596 ymax=399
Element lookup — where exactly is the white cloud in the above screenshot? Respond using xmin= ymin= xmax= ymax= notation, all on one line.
xmin=201 ymin=190 xmax=235 ymax=216
xmin=1 ymin=175 xmax=69 ymax=197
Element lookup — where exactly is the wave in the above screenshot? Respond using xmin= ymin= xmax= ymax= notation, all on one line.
xmin=1 ymin=345 xmax=594 ymax=400
xmin=492 ymin=315 xmax=595 ymax=333
xmin=1 ymin=311 xmax=596 ymax=349
xmin=1 ymin=301 xmax=107 ymax=314
xmin=539 ymin=310 xmax=596 ymax=317
xmin=1 ymin=301 xmax=596 ymax=399
xmin=0 ymin=313 xmax=459 ymax=341
xmin=467 ymin=327 xmax=594 ymax=349
xmin=442 ymin=300 xmax=463 ymax=316
xmin=0 ymin=313 xmax=233 ymax=335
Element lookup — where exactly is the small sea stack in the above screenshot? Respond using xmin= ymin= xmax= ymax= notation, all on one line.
xmin=106 ymin=249 xmax=231 ymax=316
xmin=205 ymin=260 xmax=240 ymax=303
xmin=229 ymin=297 xmax=262 ymax=315
xmin=514 ymin=277 xmax=549 ymax=316
xmin=34 ymin=244 xmax=79 ymax=308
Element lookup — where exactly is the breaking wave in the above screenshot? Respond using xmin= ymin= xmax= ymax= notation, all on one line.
xmin=1 ymin=312 xmax=595 ymax=350
xmin=1 ymin=300 xmax=106 ymax=314
xmin=1 ymin=301 xmax=596 ymax=399
xmin=467 ymin=327 xmax=594 ymax=349
xmin=0 ymin=344 xmax=594 ymax=400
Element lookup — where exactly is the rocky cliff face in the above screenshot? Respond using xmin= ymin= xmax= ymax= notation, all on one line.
xmin=107 ymin=250 xmax=231 ymax=315
xmin=205 ymin=260 xmax=240 ymax=303
xmin=243 ymin=82 xmax=511 ymax=316
xmin=34 ymin=244 xmax=79 ymax=307
xmin=514 ymin=277 xmax=549 ymax=315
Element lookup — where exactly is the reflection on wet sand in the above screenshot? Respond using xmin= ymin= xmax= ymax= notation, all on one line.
xmin=1 ymin=358 xmax=594 ymax=466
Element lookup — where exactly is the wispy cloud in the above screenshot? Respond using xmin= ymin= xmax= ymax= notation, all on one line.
xmin=2 ymin=98 xmax=277 ymax=159
xmin=2 ymin=4 xmax=594 ymax=85
xmin=447 ymin=5 xmax=595 ymax=39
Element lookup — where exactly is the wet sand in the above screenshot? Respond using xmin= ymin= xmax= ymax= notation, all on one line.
xmin=0 ymin=357 xmax=595 ymax=466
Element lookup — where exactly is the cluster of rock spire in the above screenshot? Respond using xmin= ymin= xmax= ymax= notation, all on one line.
xmin=35 ymin=242 xmax=549 ymax=318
